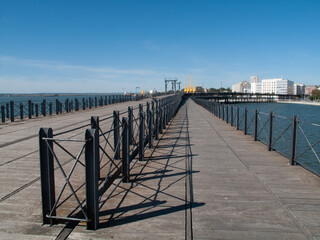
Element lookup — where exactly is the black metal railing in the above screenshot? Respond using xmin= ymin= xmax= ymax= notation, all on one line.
xmin=1 ymin=94 xmax=139 ymax=123
xmin=193 ymin=98 xmax=320 ymax=176
xmin=39 ymin=94 xmax=181 ymax=230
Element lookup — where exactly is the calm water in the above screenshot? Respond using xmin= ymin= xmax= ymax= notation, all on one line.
xmin=233 ymin=102 xmax=320 ymax=176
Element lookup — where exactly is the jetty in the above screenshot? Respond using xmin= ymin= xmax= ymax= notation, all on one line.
xmin=0 ymin=95 xmax=319 ymax=240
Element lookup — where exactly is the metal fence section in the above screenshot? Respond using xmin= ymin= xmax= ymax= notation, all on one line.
xmin=192 ymin=98 xmax=320 ymax=176
xmin=39 ymin=94 xmax=182 ymax=230
xmin=1 ymin=94 xmax=139 ymax=123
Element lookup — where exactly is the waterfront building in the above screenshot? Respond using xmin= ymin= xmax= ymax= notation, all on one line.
xmin=305 ymin=85 xmax=317 ymax=95
xmin=232 ymin=81 xmax=251 ymax=93
xmin=293 ymin=83 xmax=305 ymax=95
xmin=261 ymin=78 xmax=294 ymax=95
xmin=250 ymin=75 xmax=258 ymax=84
xmin=251 ymin=82 xmax=262 ymax=94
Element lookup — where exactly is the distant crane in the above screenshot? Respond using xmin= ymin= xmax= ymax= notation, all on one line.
xmin=164 ymin=78 xmax=178 ymax=93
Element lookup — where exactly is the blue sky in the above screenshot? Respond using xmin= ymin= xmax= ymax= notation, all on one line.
xmin=0 ymin=0 xmax=319 ymax=93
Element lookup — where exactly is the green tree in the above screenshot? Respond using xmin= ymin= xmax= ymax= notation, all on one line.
xmin=310 ymin=89 xmax=320 ymax=100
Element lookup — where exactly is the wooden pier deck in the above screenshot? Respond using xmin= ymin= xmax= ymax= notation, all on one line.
xmin=0 ymin=98 xmax=319 ymax=239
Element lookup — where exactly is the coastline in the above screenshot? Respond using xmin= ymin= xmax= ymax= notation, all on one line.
xmin=277 ymin=100 xmax=320 ymax=106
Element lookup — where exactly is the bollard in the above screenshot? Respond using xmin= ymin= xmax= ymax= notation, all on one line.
xmin=89 ymin=97 xmax=92 ymax=109
xmin=290 ymin=116 xmax=298 ymax=165
xmin=113 ymin=111 xmax=120 ymax=159
xmin=83 ymin=98 xmax=86 ymax=110
xmin=95 ymin=97 xmax=97 ymax=108
xmin=84 ymin=129 xmax=99 ymax=230
xmin=254 ymin=110 xmax=258 ymax=141
xmin=75 ymin=98 xmax=79 ymax=111
xmin=268 ymin=112 xmax=274 ymax=151
xmin=39 ymin=128 xmax=56 ymax=225
xmin=122 ymin=117 xmax=130 ymax=183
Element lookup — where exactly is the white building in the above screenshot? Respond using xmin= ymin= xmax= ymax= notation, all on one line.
xmin=250 ymin=76 xmax=258 ymax=84
xmin=251 ymin=82 xmax=262 ymax=94
xmin=261 ymin=78 xmax=294 ymax=95
xmin=293 ymin=83 xmax=305 ymax=95
xmin=232 ymin=81 xmax=251 ymax=93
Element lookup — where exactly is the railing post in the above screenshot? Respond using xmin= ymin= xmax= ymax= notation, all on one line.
xmin=155 ymin=105 xmax=159 ymax=140
xmin=290 ymin=116 xmax=298 ymax=165
xmin=146 ymin=102 xmax=150 ymax=130
xmin=222 ymin=104 xmax=225 ymax=121
xmin=163 ymin=106 xmax=167 ymax=129
xmin=159 ymin=107 xmax=163 ymax=134
xmin=89 ymin=97 xmax=92 ymax=109
xmin=35 ymin=104 xmax=39 ymax=117
xmin=128 ymin=107 xmax=133 ymax=145
xmin=6 ymin=103 xmax=9 ymax=118
xmin=95 ymin=97 xmax=97 ymax=108
xmin=65 ymin=99 xmax=69 ymax=113
xmin=28 ymin=100 xmax=32 ymax=119
xmin=226 ymin=105 xmax=229 ymax=123
xmin=122 ymin=117 xmax=130 ymax=183
xmin=10 ymin=100 xmax=14 ymax=122
xmin=91 ymin=116 xmax=99 ymax=130
xmin=1 ymin=105 xmax=5 ymax=123
xmin=43 ymin=99 xmax=46 ymax=116
xmin=236 ymin=106 xmax=240 ymax=130
xmin=148 ymin=110 xmax=153 ymax=148
xmin=244 ymin=107 xmax=248 ymax=135
xmin=230 ymin=106 xmax=234 ymax=126
xmin=139 ymin=111 xmax=145 ymax=161
xmin=85 ymin=129 xmax=99 ymax=230
xmin=254 ymin=110 xmax=258 ymax=141
xmin=49 ymin=103 xmax=52 ymax=115
xmin=56 ymin=99 xmax=59 ymax=115
xmin=268 ymin=112 xmax=274 ymax=151
xmin=20 ymin=103 xmax=23 ymax=120
xmin=113 ymin=111 xmax=120 ymax=159
xmin=82 ymin=98 xmax=86 ymax=110
xmin=39 ymin=128 xmax=56 ymax=225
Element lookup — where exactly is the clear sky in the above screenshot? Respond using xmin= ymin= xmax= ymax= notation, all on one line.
xmin=1 ymin=0 xmax=319 ymax=93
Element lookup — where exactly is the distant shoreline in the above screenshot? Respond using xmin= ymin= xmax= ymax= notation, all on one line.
xmin=277 ymin=100 xmax=320 ymax=106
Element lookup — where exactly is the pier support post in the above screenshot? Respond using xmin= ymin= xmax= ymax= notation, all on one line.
xmin=113 ymin=111 xmax=120 ymax=159
xmin=122 ymin=117 xmax=130 ymax=183
xmin=254 ymin=110 xmax=258 ymax=141
xmin=39 ymin=128 xmax=56 ymax=225
xmin=85 ymin=129 xmax=99 ymax=230
xmin=244 ymin=107 xmax=248 ymax=135
xmin=268 ymin=112 xmax=274 ymax=151
xmin=290 ymin=116 xmax=298 ymax=165
xmin=139 ymin=111 xmax=145 ymax=161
